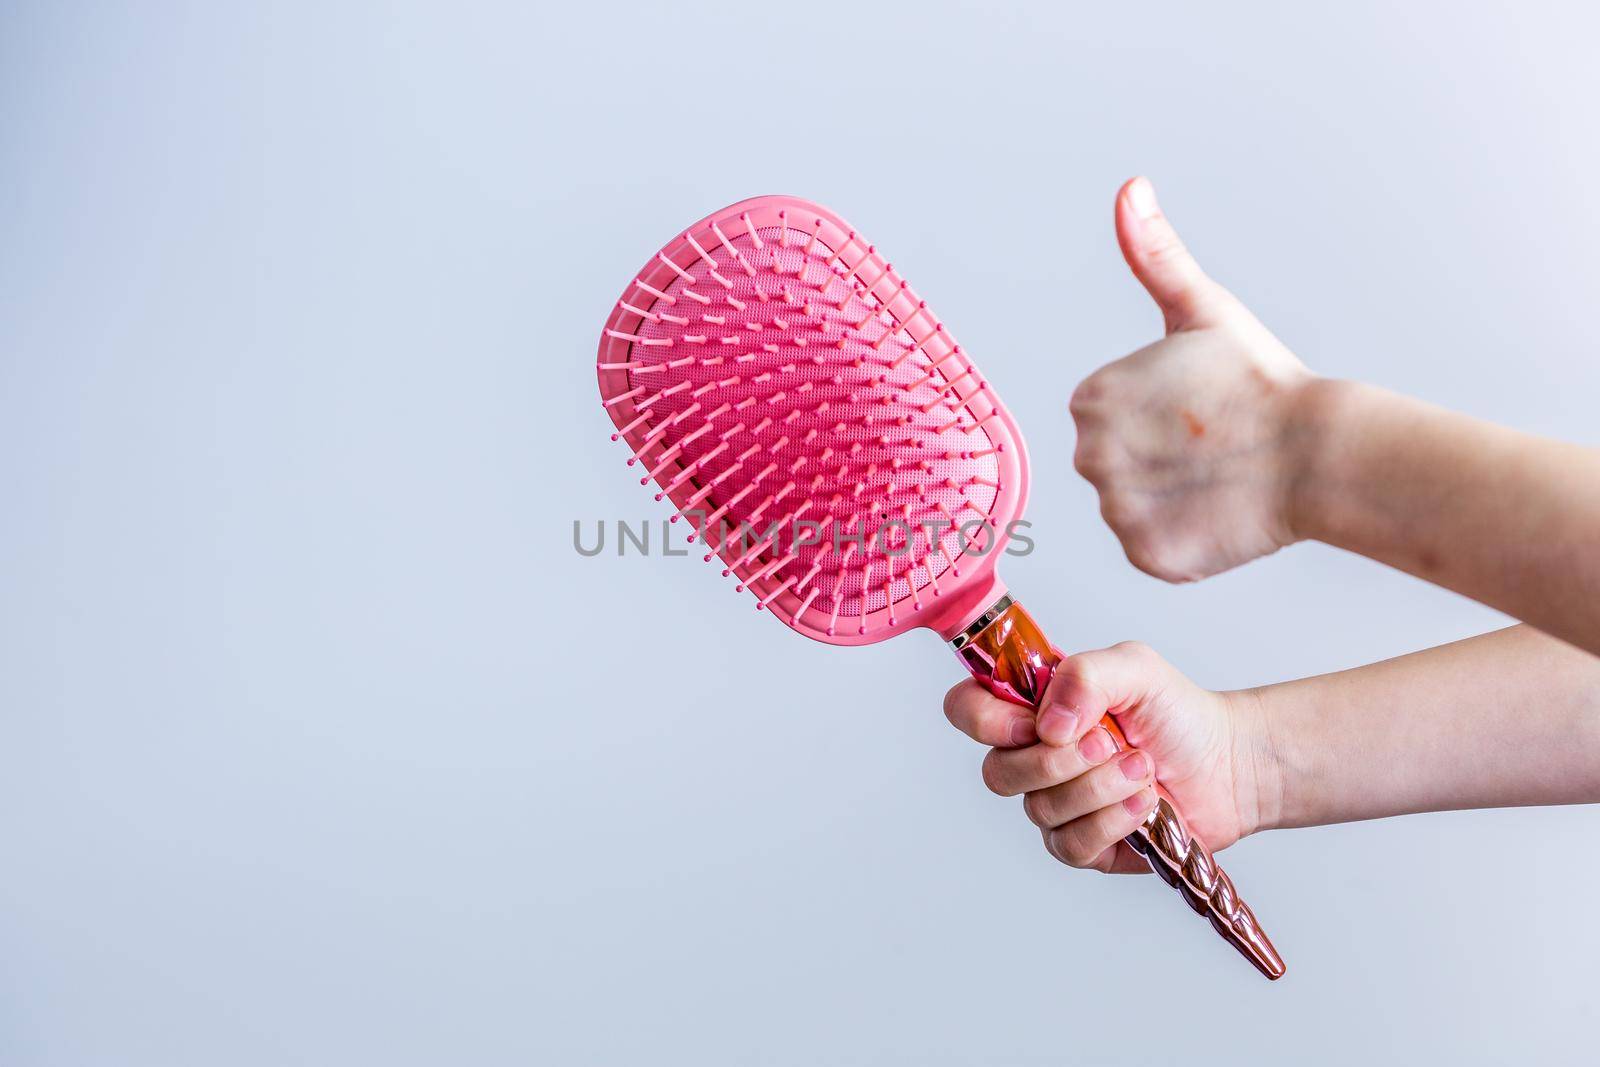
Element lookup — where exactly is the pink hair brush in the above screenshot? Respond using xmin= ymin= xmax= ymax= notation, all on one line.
xmin=595 ymin=195 xmax=1285 ymax=979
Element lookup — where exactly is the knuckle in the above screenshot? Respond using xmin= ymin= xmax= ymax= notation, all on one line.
xmin=1122 ymin=540 xmax=1174 ymax=581
xmin=941 ymin=683 xmax=969 ymax=726
xmin=1097 ymin=492 xmax=1132 ymax=526
xmin=1068 ymin=376 xmax=1103 ymax=417
xmin=1090 ymin=762 xmax=1134 ymax=805
xmin=1099 ymin=495 xmax=1149 ymax=537
xmin=1073 ymin=442 xmax=1107 ymax=480
xmin=1112 ymin=639 xmax=1156 ymax=664
xmin=1022 ymin=790 xmax=1051 ymax=828
xmin=1051 ymin=829 xmax=1096 ymax=869
xmin=980 ymin=750 xmax=1011 ymax=796
xmin=1126 ymin=788 xmax=1156 ymax=823
xmin=1041 ymin=743 xmax=1079 ymax=784
xmin=1083 ymin=767 xmax=1115 ymax=806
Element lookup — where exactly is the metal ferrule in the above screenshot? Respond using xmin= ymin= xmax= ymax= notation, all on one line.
xmin=949 ymin=593 xmax=1014 ymax=651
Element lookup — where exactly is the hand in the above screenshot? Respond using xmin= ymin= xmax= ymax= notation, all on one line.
xmin=943 ymin=641 xmax=1276 ymax=873
xmin=1070 ymin=176 xmax=1320 ymax=583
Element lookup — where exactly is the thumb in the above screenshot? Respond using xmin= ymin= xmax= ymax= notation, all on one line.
xmin=1115 ymin=176 xmax=1230 ymax=332
xmin=1035 ymin=640 xmax=1161 ymax=746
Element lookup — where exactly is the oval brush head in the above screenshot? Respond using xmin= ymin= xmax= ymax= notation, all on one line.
xmin=597 ymin=195 xmax=1027 ymax=645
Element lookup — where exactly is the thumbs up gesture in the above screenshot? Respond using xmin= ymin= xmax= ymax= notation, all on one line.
xmin=1071 ymin=178 xmax=1321 ymax=582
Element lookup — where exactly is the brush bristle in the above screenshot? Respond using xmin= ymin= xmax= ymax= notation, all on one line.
xmin=598 ymin=202 xmax=1012 ymax=639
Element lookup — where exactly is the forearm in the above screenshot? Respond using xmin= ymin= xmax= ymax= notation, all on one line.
xmin=1242 ymin=625 xmax=1600 ymax=830
xmin=1293 ymin=379 xmax=1600 ymax=655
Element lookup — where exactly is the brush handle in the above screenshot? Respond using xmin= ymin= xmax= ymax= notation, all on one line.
xmin=951 ymin=596 xmax=1285 ymax=980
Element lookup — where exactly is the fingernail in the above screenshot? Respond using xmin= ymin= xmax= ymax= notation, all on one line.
xmin=1123 ymin=789 xmax=1155 ymax=817
xmin=1127 ymin=177 xmax=1159 ymax=220
xmin=1077 ymin=726 xmax=1115 ymax=764
xmin=1007 ymin=717 xmax=1037 ymax=746
xmin=1118 ymin=751 xmax=1150 ymax=781
xmin=1037 ymin=704 xmax=1079 ymax=744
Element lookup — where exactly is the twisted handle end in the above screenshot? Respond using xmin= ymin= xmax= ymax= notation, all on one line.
xmin=1130 ymin=796 xmax=1285 ymax=979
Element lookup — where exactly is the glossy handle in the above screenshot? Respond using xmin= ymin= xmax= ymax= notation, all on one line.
xmin=952 ymin=597 xmax=1286 ymax=980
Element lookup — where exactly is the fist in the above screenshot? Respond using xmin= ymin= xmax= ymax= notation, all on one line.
xmin=942 ymin=640 xmax=1271 ymax=874
xmin=1072 ymin=178 xmax=1319 ymax=583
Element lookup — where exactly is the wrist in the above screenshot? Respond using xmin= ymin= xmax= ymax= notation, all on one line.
xmin=1222 ymin=686 xmax=1288 ymax=837
xmin=1232 ymin=678 xmax=1339 ymax=831
xmin=1282 ymin=377 xmax=1371 ymax=545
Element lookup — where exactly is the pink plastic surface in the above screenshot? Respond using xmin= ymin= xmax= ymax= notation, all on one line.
xmin=597 ymin=196 xmax=1028 ymax=645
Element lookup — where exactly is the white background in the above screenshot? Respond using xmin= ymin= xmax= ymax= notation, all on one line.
xmin=3 ymin=1 xmax=1599 ymax=1063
